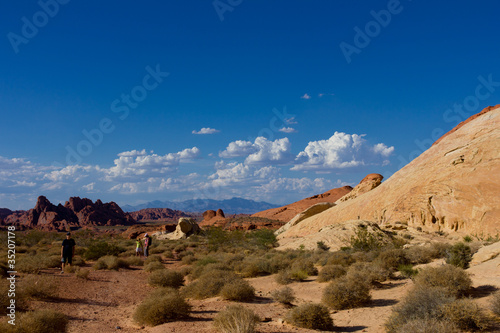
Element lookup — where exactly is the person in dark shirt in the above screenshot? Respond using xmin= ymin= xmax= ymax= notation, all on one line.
xmin=61 ymin=232 xmax=76 ymax=273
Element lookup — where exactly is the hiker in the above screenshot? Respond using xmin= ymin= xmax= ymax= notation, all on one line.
xmin=61 ymin=232 xmax=76 ymax=273
xmin=135 ymin=237 xmax=143 ymax=257
xmin=143 ymin=233 xmax=151 ymax=258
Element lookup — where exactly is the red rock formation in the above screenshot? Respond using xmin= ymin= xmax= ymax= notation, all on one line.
xmin=252 ymin=186 xmax=353 ymax=222
xmin=200 ymin=208 xmax=229 ymax=227
xmin=2 ymin=196 xmax=135 ymax=231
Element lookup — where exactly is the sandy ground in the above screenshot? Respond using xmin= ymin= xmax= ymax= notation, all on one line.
xmin=13 ymin=255 xmax=500 ymax=333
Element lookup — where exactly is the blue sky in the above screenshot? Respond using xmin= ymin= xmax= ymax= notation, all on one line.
xmin=1 ymin=0 xmax=499 ymax=210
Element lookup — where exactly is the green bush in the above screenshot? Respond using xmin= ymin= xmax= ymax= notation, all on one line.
xmin=16 ymin=310 xmax=68 ymax=333
xmin=322 ymin=276 xmax=371 ymax=310
xmin=446 ymin=242 xmax=472 ymax=269
xmin=286 ymin=303 xmax=334 ymax=330
xmin=213 ymin=305 xmax=259 ymax=333
xmin=397 ymin=264 xmax=418 ymax=279
xmin=385 ymin=286 xmax=455 ymax=332
xmin=291 ymin=258 xmax=318 ymax=276
xmin=148 ymin=269 xmax=184 ymax=289
xmin=182 ymin=269 xmax=238 ymax=299
xmin=441 ymin=298 xmax=489 ymax=331
xmin=413 ymin=265 xmax=472 ymax=297
xmin=220 ymin=279 xmax=255 ymax=302
xmin=275 ymin=269 xmax=308 ymax=285
xmin=349 ymin=226 xmax=382 ymax=252
xmin=83 ymin=241 xmax=124 ymax=260
xmin=133 ymin=290 xmax=190 ymax=326
xmin=318 ymin=265 xmax=346 ymax=283
xmin=346 ymin=262 xmax=390 ymax=285
xmin=93 ymin=255 xmax=129 ymax=270
xmin=375 ymin=248 xmax=410 ymax=272
xmin=270 ymin=286 xmax=295 ymax=305
xmin=21 ymin=275 xmax=57 ymax=300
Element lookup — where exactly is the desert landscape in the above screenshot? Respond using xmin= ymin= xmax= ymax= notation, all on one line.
xmin=1 ymin=106 xmax=500 ymax=332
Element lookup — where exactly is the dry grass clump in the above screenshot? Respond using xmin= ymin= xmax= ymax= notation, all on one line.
xmin=0 ymin=278 xmax=27 ymax=315
xmin=144 ymin=261 xmax=164 ymax=272
xmin=182 ymin=269 xmax=238 ymax=299
xmin=93 ymin=255 xmax=129 ymax=270
xmin=270 ymin=286 xmax=295 ymax=305
xmin=181 ymin=254 xmax=196 ymax=265
xmin=144 ymin=255 xmax=162 ymax=265
xmin=290 ymin=258 xmax=318 ymax=276
xmin=63 ymin=265 xmax=77 ymax=273
xmin=322 ymin=276 xmax=371 ymax=310
xmin=14 ymin=310 xmax=68 ymax=333
xmin=125 ymin=256 xmax=144 ymax=266
xmin=133 ymin=289 xmax=191 ymax=326
xmin=406 ymin=245 xmax=438 ymax=264
xmin=75 ymin=267 xmax=90 ymax=280
xmin=148 ymin=269 xmax=184 ymax=289
xmin=275 ymin=269 xmax=307 ymax=285
xmin=440 ymin=298 xmax=489 ymax=331
xmin=491 ymin=291 xmax=500 ymax=316
xmin=413 ymin=264 xmax=471 ymax=297
xmin=286 ymin=303 xmax=334 ymax=330
xmin=21 ymin=275 xmax=58 ymax=300
xmin=213 ymin=305 xmax=259 ymax=333
xmin=326 ymin=251 xmax=355 ymax=266
xmin=375 ymin=248 xmax=410 ymax=272
xmin=393 ymin=318 xmax=460 ymax=333
xmin=220 ymin=279 xmax=255 ymax=302
xmin=385 ymin=286 xmax=455 ymax=332
xmin=17 ymin=254 xmax=61 ymax=273
xmin=317 ymin=265 xmax=346 ymax=283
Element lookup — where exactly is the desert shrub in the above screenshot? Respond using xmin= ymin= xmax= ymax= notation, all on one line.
xmin=83 ymin=241 xmax=124 ymax=260
xmin=179 ymin=266 xmax=192 ymax=276
xmin=393 ymin=318 xmax=460 ymax=333
xmin=71 ymin=256 xmax=86 ymax=267
xmin=239 ymin=260 xmax=264 ymax=278
xmin=376 ymin=248 xmax=410 ymax=272
xmin=213 ymin=305 xmax=259 ymax=333
xmin=21 ymin=275 xmax=57 ymax=300
xmin=291 ymin=258 xmax=318 ymax=276
xmin=491 ymin=291 xmax=500 ymax=316
xmin=346 ymin=262 xmax=390 ymax=285
xmin=182 ymin=269 xmax=238 ymax=299
xmin=133 ymin=290 xmax=190 ymax=326
xmin=17 ymin=253 xmax=61 ymax=273
xmin=195 ymin=255 xmax=218 ymax=266
xmin=16 ymin=310 xmax=68 ymax=333
xmin=317 ymin=265 xmax=346 ymax=282
xmin=163 ymin=250 xmax=175 ymax=259
xmin=270 ymin=286 xmax=295 ymax=305
xmin=189 ymin=262 xmax=232 ymax=280
xmin=322 ymin=276 xmax=371 ymax=310
xmin=148 ymin=269 xmax=184 ymax=289
xmin=350 ymin=226 xmax=382 ymax=252
xmin=173 ymin=244 xmax=188 ymax=253
xmin=181 ymin=254 xmax=196 ymax=265
xmin=317 ymin=241 xmax=330 ymax=251
xmin=397 ymin=264 xmax=418 ymax=279
xmin=177 ymin=250 xmax=194 ymax=260
xmin=385 ymin=286 xmax=455 ymax=332
xmin=430 ymin=242 xmax=452 ymax=259
xmin=446 ymin=242 xmax=472 ymax=269
xmin=220 ymin=279 xmax=255 ymax=301
xmin=75 ymin=268 xmax=90 ymax=280
xmin=125 ymin=256 xmax=144 ymax=266
xmin=406 ymin=245 xmax=435 ymax=264
xmin=275 ymin=268 xmax=309 ymax=285
xmin=463 ymin=235 xmax=473 ymax=242
xmin=93 ymin=255 xmax=129 ymax=270
xmin=286 ymin=303 xmax=334 ymax=330
xmin=144 ymin=255 xmax=162 ymax=265
xmin=63 ymin=265 xmax=76 ymax=273
xmin=441 ymin=298 xmax=489 ymax=331
xmin=326 ymin=251 xmax=355 ymax=266
xmin=0 ymin=278 xmax=27 ymax=315
xmin=144 ymin=261 xmax=164 ymax=272
xmin=414 ymin=264 xmax=472 ymax=297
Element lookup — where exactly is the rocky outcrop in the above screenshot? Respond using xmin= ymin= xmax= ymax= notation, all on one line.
xmin=128 ymin=208 xmax=192 ymax=222
xmin=252 ymin=186 xmax=353 ymax=222
xmin=2 ymin=196 xmax=135 ymax=231
xmin=470 ymin=241 xmax=500 ymax=266
xmin=200 ymin=208 xmax=227 ymax=227
xmin=278 ymin=105 xmax=500 ymax=243
xmin=160 ymin=217 xmax=201 ymax=240
xmin=338 ymin=174 xmax=383 ymax=202
xmin=276 ymin=203 xmax=335 ymax=236
xmin=122 ymin=223 xmax=177 ymax=239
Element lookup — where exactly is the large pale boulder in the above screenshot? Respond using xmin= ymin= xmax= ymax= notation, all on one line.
xmin=275 ymin=202 xmax=335 ymax=236
xmin=470 ymin=241 xmax=500 ymax=266
xmin=161 ymin=217 xmax=200 ymax=240
xmin=278 ymin=105 xmax=500 ymax=244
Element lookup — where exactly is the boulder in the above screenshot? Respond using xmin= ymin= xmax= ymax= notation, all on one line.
xmin=470 ymin=241 xmax=500 ymax=266
xmin=275 ymin=202 xmax=335 ymax=236
xmin=161 ymin=217 xmax=200 ymax=240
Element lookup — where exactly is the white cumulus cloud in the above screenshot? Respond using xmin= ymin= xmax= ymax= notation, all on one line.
xmin=301 ymin=93 xmax=311 ymax=100
xmin=279 ymin=127 xmax=297 ymax=133
xmin=192 ymin=127 xmax=220 ymax=135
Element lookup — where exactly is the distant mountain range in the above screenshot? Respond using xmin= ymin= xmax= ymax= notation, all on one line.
xmin=122 ymin=197 xmax=280 ymax=214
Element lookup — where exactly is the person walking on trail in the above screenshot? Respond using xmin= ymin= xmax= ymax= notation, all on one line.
xmin=61 ymin=232 xmax=76 ymax=273
xmin=143 ymin=233 xmax=151 ymax=258
xmin=135 ymin=237 xmax=143 ymax=257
